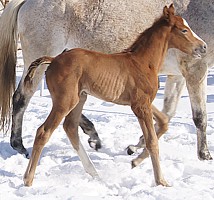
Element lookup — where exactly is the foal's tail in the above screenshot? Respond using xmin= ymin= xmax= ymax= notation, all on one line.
xmin=0 ymin=0 xmax=25 ymax=131
xmin=24 ymin=56 xmax=54 ymax=85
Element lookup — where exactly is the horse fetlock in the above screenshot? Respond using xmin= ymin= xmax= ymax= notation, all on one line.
xmin=198 ymin=149 xmax=213 ymax=160
xmin=24 ymin=167 xmax=34 ymax=187
xmin=131 ymin=152 xmax=149 ymax=168
xmin=10 ymin=135 xmax=29 ymax=158
xmin=131 ymin=159 xmax=140 ymax=168
xmin=126 ymin=135 xmax=146 ymax=155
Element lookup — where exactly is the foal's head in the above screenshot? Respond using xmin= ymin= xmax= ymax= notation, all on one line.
xmin=165 ymin=4 xmax=207 ymax=58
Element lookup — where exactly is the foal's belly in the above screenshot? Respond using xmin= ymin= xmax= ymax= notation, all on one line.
xmin=83 ymin=71 xmax=129 ymax=104
xmin=92 ymin=77 xmax=126 ymax=102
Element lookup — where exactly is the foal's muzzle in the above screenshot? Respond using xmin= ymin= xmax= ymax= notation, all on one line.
xmin=193 ymin=43 xmax=207 ymax=59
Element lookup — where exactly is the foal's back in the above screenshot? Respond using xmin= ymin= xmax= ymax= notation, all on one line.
xmin=47 ymin=49 xmax=131 ymax=104
xmin=46 ymin=49 xmax=154 ymax=105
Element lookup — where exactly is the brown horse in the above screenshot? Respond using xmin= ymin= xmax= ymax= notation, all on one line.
xmin=23 ymin=4 xmax=206 ymax=187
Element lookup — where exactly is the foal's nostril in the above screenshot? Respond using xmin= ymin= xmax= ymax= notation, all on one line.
xmin=194 ymin=43 xmax=207 ymax=57
xmin=199 ymin=43 xmax=207 ymax=54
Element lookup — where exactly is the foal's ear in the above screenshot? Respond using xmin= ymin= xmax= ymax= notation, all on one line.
xmin=168 ymin=4 xmax=175 ymax=15
xmin=163 ymin=5 xmax=169 ymax=17
xmin=163 ymin=4 xmax=175 ymax=17
xmin=163 ymin=4 xmax=175 ymax=24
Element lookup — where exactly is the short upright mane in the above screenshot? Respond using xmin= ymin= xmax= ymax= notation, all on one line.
xmin=124 ymin=15 xmax=169 ymax=53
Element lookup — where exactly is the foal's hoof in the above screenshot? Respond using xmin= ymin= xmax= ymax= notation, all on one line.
xmin=156 ymin=179 xmax=170 ymax=187
xmin=88 ymin=138 xmax=102 ymax=151
xmin=127 ymin=147 xmax=135 ymax=155
xmin=131 ymin=160 xmax=137 ymax=169
xmin=127 ymin=147 xmax=134 ymax=155
xmin=131 ymin=159 xmax=140 ymax=169
xmin=24 ymin=178 xmax=33 ymax=187
xmin=126 ymin=145 xmax=138 ymax=155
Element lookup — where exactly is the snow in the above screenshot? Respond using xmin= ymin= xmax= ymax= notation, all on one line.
xmin=0 ymin=50 xmax=214 ymax=200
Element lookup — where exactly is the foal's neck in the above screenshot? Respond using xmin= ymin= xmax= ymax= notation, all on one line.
xmin=130 ymin=21 xmax=171 ymax=73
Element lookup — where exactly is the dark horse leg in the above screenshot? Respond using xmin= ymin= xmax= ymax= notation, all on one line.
xmin=11 ymin=73 xmax=101 ymax=158
xmin=79 ymin=115 xmax=101 ymax=150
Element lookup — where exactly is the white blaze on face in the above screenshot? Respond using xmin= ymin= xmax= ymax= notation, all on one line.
xmin=182 ymin=18 xmax=205 ymax=43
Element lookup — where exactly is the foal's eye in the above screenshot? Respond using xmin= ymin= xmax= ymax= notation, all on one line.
xmin=181 ymin=29 xmax=188 ymax=34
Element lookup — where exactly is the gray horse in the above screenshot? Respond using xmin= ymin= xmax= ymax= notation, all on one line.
xmin=0 ymin=0 xmax=213 ymax=160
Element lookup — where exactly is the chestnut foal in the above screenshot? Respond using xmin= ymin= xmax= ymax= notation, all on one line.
xmin=23 ymin=4 xmax=206 ymax=186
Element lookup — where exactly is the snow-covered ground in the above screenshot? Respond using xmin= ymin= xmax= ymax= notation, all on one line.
xmin=0 ymin=50 xmax=214 ymax=200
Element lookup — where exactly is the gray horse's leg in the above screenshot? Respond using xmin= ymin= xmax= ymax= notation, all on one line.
xmin=11 ymin=92 xmax=31 ymax=158
xmin=79 ymin=114 xmax=102 ymax=150
xmin=162 ymin=75 xmax=185 ymax=120
xmin=184 ymin=61 xmax=212 ymax=160
xmin=11 ymin=71 xmax=45 ymax=158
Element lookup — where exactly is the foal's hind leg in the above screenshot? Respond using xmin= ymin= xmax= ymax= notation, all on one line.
xmin=24 ymin=106 xmax=70 ymax=186
xmin=11 ymin=74 xmax=100 ymax=158
xmin=63 ymin=95 xmax=99 ymax=178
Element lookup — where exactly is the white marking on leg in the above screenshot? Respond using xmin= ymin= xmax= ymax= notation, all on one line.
xmin=76 ymin=141 xmax=99 ymax=178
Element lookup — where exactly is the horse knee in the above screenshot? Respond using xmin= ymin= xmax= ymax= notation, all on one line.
xmin=193 ymin=111 xmax=206 ymax=131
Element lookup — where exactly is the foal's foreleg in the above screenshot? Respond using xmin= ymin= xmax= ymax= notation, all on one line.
xmin=130 ymin=105 xmax=168 ymax=165
xmin=127 ymin=105 xmax=169 ymax=155
xmin=63 ymin=95 xmax=99 ymax=178
xmin=24 ymin=109 xmax=68 ymax=186
xmin=127 ymin=75 xmax=185 ymax=155
xmin=131 ymin=104 xmax=168 ymax=186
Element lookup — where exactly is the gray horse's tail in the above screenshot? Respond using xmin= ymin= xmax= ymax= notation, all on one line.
xmin=0 ymin=0 xmax=25 ymax=131
xmin=24 ymin=56 xmax=54 ymax=85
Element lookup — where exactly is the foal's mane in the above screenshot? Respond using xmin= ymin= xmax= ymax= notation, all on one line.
xmin=124 ymin=15 xmax=169 ymax=53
